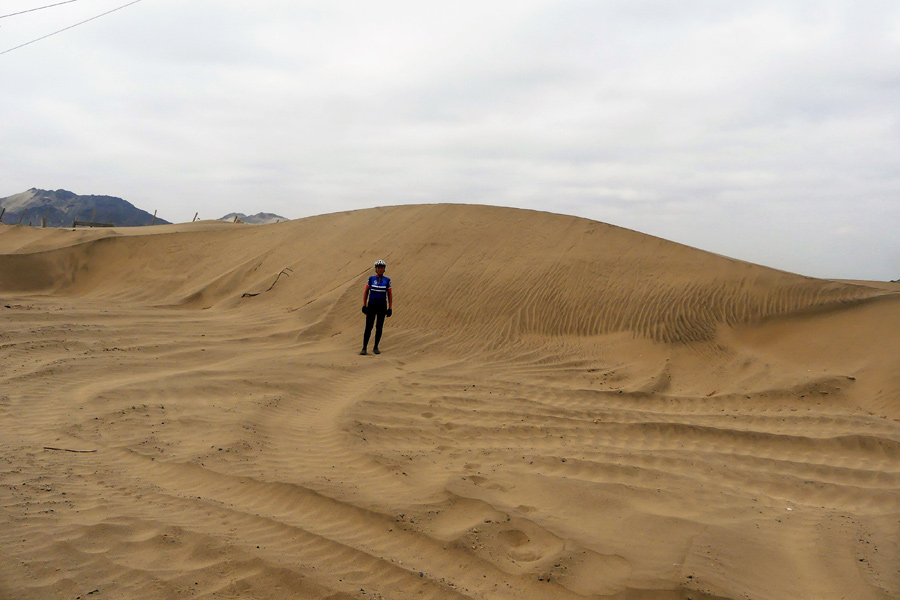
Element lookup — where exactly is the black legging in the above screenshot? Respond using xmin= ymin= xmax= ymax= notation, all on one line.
xmin=363 ymin=299 xmax=387 ymax=350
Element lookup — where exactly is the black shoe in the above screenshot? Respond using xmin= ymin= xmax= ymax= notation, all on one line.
xmin=360 ymin=348 xmax=367 ymax=355
xmin=373 ymin=347 xmax=380 ymax=355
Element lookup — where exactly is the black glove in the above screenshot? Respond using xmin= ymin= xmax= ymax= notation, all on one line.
xmin=386 ymin=308 xmax=392 ymax=317
xmin=361 ymin=306 xmax=367 ymax=314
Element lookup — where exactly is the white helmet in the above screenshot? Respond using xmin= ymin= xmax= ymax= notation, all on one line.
xmin=374 ymin=259 xmax=386 ymax=268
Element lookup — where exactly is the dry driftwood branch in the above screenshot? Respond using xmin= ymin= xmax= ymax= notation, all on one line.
xmin=242 ymin=267 xmax=294 ymax=298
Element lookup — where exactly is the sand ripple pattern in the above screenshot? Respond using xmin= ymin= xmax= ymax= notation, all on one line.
xmin=0 ymin=205 xmax=888 ymax=344
xmin=1 ymin=206 xmax=898 ymax=600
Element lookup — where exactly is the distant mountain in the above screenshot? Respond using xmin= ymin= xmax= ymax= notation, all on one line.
xmin=218 ymin=212 xmax=288 ymax=225
xmin=0 ymin=189 xmax=169 ymax=227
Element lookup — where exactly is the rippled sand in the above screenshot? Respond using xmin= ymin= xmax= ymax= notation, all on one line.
xmin=1 ymin=205 xmax=898 ymax=600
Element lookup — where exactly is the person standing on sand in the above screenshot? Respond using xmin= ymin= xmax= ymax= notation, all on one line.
xmin=360 ymin=259 xmax=392 ymax=355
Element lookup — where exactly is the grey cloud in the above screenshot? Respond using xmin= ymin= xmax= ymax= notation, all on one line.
xmin=1 ymin=0 xmax=898 ymax=279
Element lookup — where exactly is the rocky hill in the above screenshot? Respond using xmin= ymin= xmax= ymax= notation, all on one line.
xmin=0 ymin=189 xmax=169 ymax=227
xmin=219 ymin=212 xmax=288 ymax=225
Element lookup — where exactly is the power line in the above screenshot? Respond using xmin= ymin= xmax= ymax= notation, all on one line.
xmin=0 ymin=1 xmax=81 ymax=20
xmin=1 ymin=0 xmax=143 ymax=56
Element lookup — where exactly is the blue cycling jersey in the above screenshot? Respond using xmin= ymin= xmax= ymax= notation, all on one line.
xmin=367 ymin=275 xmax=391 ymax=302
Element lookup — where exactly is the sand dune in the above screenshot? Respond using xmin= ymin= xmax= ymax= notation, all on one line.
xmin=0 ymin=204 xmax=897 ymax=600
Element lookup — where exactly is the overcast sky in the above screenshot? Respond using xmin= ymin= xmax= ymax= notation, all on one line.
xmin=2 ymin=0 xmax=898 ymax=280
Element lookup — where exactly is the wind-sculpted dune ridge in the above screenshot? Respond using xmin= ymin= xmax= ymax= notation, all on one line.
xmin=0 ymin=204 xmax=890 ymax=344
xmin=0 ymin=204 xmax=898 ymax=600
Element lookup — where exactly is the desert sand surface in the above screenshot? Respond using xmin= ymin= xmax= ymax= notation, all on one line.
xmin=0 ymin=204 xmax=898 ymax=600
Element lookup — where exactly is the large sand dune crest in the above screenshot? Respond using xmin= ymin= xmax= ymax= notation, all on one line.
xmin=1 ymin=204 xmax=898 ymax=600
xmin=0 ymin=205 xmax=890 ymax=338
